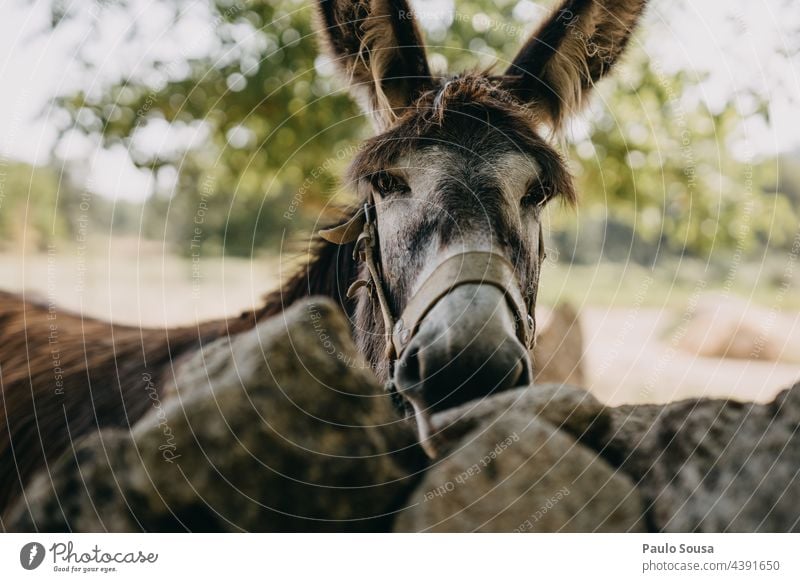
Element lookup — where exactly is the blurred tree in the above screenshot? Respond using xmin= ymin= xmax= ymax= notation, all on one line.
xmin=0 ymin=162 xmax=65 ymax=250
xmin=49 ymin=0 xmax=362 ymax=256
xmin=552 ymin=50 xmax=796 ymax=263
xmin=41 ymin=0 xmax=797 ymax=260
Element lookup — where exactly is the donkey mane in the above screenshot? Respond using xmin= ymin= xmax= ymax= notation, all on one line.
xmin=254 ymin=227 xmax=361 ymax=322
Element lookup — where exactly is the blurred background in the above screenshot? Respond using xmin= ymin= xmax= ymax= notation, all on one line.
xmin=1 ymin=0 xmax=799 ymax=404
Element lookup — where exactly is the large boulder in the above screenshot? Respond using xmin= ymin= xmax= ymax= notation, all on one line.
xmin=607 ymin=382 xmax=800 ymax=532
xmin=677 ymin=293 xmax=800 ymax=363
xmin=393 ymin=385 xmax=644 ymax=532
xmin=533 ymin=303 xmax=586 ymax=387
xmin=393 ymin=382 xmax=800 ymax=532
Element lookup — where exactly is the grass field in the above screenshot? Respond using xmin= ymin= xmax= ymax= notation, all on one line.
xmin=539 ymin=256 xmax=800 ymax=310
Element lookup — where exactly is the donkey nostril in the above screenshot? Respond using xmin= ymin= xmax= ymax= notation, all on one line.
xmin=396 ymin=345 xmax=422 ymax=390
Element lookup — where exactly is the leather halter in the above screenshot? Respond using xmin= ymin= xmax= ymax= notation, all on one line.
xmin=319 ymin=197 xmax=539 ymax=363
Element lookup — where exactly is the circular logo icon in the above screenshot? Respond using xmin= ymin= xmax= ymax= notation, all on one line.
xmin=19 ymin=542 xmax=46 ymax=570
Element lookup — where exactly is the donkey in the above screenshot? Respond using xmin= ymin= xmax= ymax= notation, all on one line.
xmin=0 ymin=0 xmax=646 ymax=519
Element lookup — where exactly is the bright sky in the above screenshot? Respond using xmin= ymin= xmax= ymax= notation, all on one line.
xmin=1 ymin=0 xmax=798 ymax=201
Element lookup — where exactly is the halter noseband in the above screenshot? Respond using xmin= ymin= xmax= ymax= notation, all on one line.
xmin=319 ymin=195 xmax=540 ymax=364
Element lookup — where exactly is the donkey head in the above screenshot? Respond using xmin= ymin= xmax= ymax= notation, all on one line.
xmin=314 ymin=0 xmax=645 ymax=437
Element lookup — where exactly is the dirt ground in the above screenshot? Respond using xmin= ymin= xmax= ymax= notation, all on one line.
xmin=2 ymin=244 xmax=797 ymax=406
xmin=581 ymin=308 xmax=799 ymax=405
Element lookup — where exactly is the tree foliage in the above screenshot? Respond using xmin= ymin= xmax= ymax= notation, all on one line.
xmin=39 ymin=0 xmax=798 ymax=259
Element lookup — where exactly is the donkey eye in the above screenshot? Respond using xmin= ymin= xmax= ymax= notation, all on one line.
xmin=371 ymin=171 xmax=409 ymax=197
xmin=521 ymin=181 xmax=549 ymax=208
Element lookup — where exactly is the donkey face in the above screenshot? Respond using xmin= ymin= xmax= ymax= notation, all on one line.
xmin=316 ymin=0 xmax=646 ymax=420
xmin=345 ymin=81 xmax=577 ymax=417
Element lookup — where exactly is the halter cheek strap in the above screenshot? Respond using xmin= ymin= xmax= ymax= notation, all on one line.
xmin=319 ymin=198 xmax=538 ymax=362
xmin=319 ymin=202 xmax=397 ymax=358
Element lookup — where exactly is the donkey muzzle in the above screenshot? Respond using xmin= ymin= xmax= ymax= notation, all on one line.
xmin=320 ymin=208 xmax=535 ymax=458
xmin=393 ymin=283 xmax=533 ymax=456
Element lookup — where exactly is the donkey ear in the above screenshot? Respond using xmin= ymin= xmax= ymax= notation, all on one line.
xmin=503 ymin=0 xmax=647 ymax=131
xmin=315 ymin=0 xmax=432 ymax=131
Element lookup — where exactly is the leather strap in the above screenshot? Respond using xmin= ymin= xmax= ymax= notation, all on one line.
xmin=318 ymin=207 xmax=367 ymax=244
xmin=358 ymin=206 xmax=396 ymax=358
xmin=391 ymin=251 xmax=533 ymax=357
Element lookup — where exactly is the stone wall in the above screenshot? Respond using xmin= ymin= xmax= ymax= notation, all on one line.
xmin=6 ymin=298 xmax=799 ymax=532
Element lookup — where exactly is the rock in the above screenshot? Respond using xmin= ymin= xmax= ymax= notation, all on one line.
xmin=607 ymin=381 xmax=800 ymax=532
xmin=6 ymin=298 xmax=422 ymax=532
xmin=393 ymin=385 xmax=645 ymax=532
xmin=395 ymin=381 xmax=800 ymax=532
xmin=533 ymin=303 xmax=586 ymax=387
xmin=677 ymin=293 xmax=800 ymax=363
xmin=6 ymin=430 xmax=138 ymax=532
